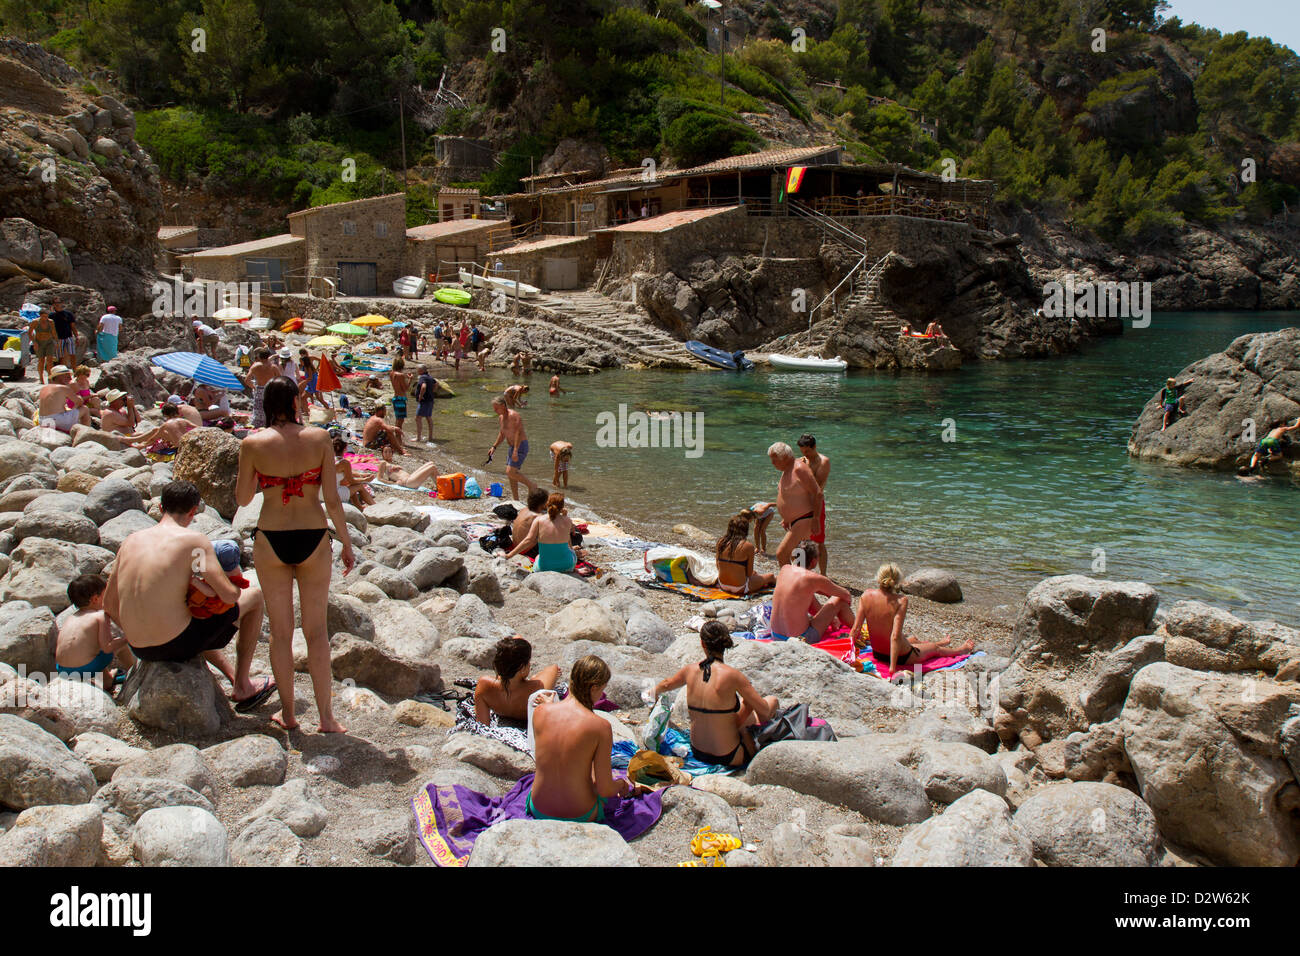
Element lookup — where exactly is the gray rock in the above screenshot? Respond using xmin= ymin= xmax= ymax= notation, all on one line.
xmin=404 ymin=547 xmax=463 ymax=591
xmin=1 ymin=538 xmax=113 ymax=612
xmin=330 ymin=632 xmax=441 ymax=698
xmin=0 ymin=605 xmax=57 ymax=672
xmin=901 ymin=567 xmax=963 ymax=603
xmin=1282 ymin=713 xmax=1300 ymax=786
xmin=761 ymin=821 xmax=821 ymax=866
xmin=597 ymin=590 xmax=654 ymax=624
xmin=893 ymin=789 xmax=1032 ymax=866
xmin=371 ymin=600 xmax=439 ymax=657
xmin=625 ymin=611 xmax=675 ymax=653
xmin=660 ymin=785 xmax=740 ymax=835
xmin=3 ymin=803 xmax=103 ymax=866
xmin=120 ymin=660 xmax=228 ymax=738
xmin=1079 ymin=634 xmax=1166 ymax=723
xmin=546 ymin=599 xmax=626 ymax=644
xmin=345 ymin=580 xmax=388 ymax=604
xmin=443 ymin=733 xmax=535 ymax=780
xmin=13 ymin=510 xmax=100 ymax=546
xmin=112 ymin=743 xmax=218 ymax=803
xmin=96 ymin=509 xmax=157 ymax=552
xmin=0 ymin=440 xmax=56 ymax=483
xmin=1014 ymin=782 xmax=1162 ymax=867
xmin=823 ymin=822 xmax=879 ymax=867
xmin=442 ymin=637 xmax=498 ymax=668
xmin=92 ymin=777 xmax=213 ymax=823
xmin=526 ymin=571 xmax=598 ymax=602
xmin=238 ymin=779 xmax=329 ymax=838
xmin=359 ymin=563 xmax=419 ymax=600
xmin=364 ymin=500 xmax=430 ymax=532
xmin=865 ymin=735 xmax=1007 ymax=804
xmin=202 ymin=735 xmax=287 ymax=788
xmin=82 ymin=477 xmax=144 ymax=524
xmin=3 ymin=675 xmax=120 ymax=741
xmin=1160 ymin=600 xmax=1300 ymax=680
xmin=71 ymin=732 xmax=145 ymax=783
xmin=350 ymin=808 xmax=420 ymax=865
xmin=326 ymin=593 xmax=375 ymax=640
xmin=0 ymin=713 xmax=97 ymax=809
xmin=690 ymin=775 xmax=761 ymax=808
xmin=231 ymin=816 xmax=303 ymax=866
xmin=902 ymin=706 xmax=999 ymax=753
xmin=467 ymin=819 xmax=638 ymax=867
xmin=134 ymin=806 xmax=229 ymax=866
xmin=1061 ymin=717 xmax=1130 ymax=782
xmin=447 ymin=593 xmax=512 ymax=641
xmin=747 ymin=740 xmax=931 ymax=825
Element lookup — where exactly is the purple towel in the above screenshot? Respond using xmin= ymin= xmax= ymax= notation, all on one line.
xmin=412 ymin=772 xmax=663 ymax=866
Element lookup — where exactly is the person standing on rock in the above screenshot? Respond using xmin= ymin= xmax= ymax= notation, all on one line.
xmin=50 ymin=297 xmax=78 ymax=363
xmin=103 ymin=480 xmax=273 ymax=712
xmin=797 ymin=433 xmax=831 ymax=574
xmin=236 ymin=376 xmax=355 ymax=734
xmin=768 ymin=441 xmax=823 ymax=567
xmin=1160 ymin=375 xmax=1193 ymax=431
xmin=490 ymin=395 xmax=538 ymax=502
xmin=96 ymin=305 xmax=122 ymax=361
xmin=243 ymin=347 xmax=278 ymax=429
xmin=29 ymin=307 xmax=59 ymax=384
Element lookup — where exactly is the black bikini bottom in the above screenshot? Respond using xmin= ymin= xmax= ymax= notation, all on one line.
xmin=256 ymin=527 xmax=328 ymax=565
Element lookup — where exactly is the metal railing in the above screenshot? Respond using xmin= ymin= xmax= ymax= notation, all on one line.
xmin=806 ymin=251 xmax=893 ymax=336
xmin=800 ymin=194 xmax=986 ymax=228
xmin=435 ymin=259 xmax=527 ymax=306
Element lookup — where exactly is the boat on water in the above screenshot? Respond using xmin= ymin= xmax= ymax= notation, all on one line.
xmin=458 ymin=269 xmax=540 ymax=299
xmin=434 ymin=287 xmax=473 ymax=306
xmin=767 ymin=352 xmax=848 ymax=372
xmin=686 ymin=340 xmax=754 ymax=371
xmin=393 ymin=276 xmax=428 ymax=299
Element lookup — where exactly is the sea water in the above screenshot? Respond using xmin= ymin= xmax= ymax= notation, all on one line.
xmin=430 ymin=312 xmax=1300 ymax=624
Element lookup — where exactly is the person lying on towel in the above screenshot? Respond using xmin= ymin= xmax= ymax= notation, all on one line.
xmin=850 ymin=563 xmax=974 ymax=672
xmin=529 ymin=656 xmax=650 ymax=821
xmin=652 ymin=621 xmax=779 ymax=767
xmin=768 ymin=543 xmax=854 ymax=642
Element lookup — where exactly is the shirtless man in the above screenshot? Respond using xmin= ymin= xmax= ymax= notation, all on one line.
xmin=768 ymin=441 xmax=823 ymax=567
xmin=99 ymin=390 xmax=140 ymax=434
xmin=1241 ymin=418 xmax=1300 ymax=475
xmin=768 ymin=545 xmax=854 ymax=643
xmin=362 ymin=405 xmax=406 ymax=462
xmin=548 ymin=375 xmax=566 ymax=397
xmin=490 ymin=395 xmax=538 ymax=501
xmin=103 ymin=481 xmax=273 ymax=710
xmin=389 ymin=357 xmax=411 ymax=435
xmin=191 ymin=384 xmax=230 ymax=423
xmin=512 ymin=488 xmax=549 ymax=554
xmin=504 ymin=383 xmax=529 ymax=408
xmin=38 ymin=365 xmax=88 ymax=433
xmin=549 ymin=440 xmax=573 ymax=489
xmin=123 ymin=403 xmax=195 ymax=454
xmin=167 ymin=394 xmax=204 ymax=427
xmin=797 ymin=433 xmax=831 ymax=574
xmin=244 ymin=348 xmax=279 ymax=428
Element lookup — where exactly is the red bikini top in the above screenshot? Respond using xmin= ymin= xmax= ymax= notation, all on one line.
xmin=257 ymin=467 xmax=322 ymax=504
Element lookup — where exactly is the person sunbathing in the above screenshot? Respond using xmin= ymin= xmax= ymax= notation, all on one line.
xmin=849 ymin=563 xmax=974 ymax=672
xmin=768 ymin=543 xmax=853 ymax=642
xmin=652 ymin=621 xmax=778 ymax=767
xmin=529 ymin=655 xmax=647 ymax=821
xmin=123 ymin=403 xmax=195 ymax=454
xmin=332 ymin=437 xmax=375 ymax=507
xmin=506 ymin=492 xmax=576 ymax=572
xmin=376 ymin=459 xmax=439 ymax=491
xmin=715 ymin=514 xmax=775 ymax=597
xmin=473 ymin=637 xmax=560 ymax=728
xmin=166 ymin=394 xmax=204 ymax=427
xmin=925 ymin=320 xmax=947 ymax=340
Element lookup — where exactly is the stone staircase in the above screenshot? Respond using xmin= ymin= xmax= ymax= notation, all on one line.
xmin=532 ymin=289 xmax=709 ymax=368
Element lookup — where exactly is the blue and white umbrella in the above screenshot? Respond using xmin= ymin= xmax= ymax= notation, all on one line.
xmin=150 ymin=351 xmax=245 ymax=390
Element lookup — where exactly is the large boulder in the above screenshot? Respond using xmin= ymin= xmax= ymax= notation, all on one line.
xmin=329 ymin=633 xmax=441 ymax=698
xmin=237 ymin=778 xmax=329 ymax=838
xmin=2 ymin=803 xmax=102 ymax=867
xmin=172 ymin=428 xmax=241 ymax=519
xmin=1 ymin=674 xmax=120 ymax=741
xmin=446 ymin=593 xmax=512 ymax=642
xmin=95 ymin=354 xmax=164 ymax=407
xmin=900 ymin=568 xmax=963 ymax=603
xmin=545 ymin=599 xmax=626 ymax=644
xmin=746 ymin=740 xmax=931 ymax=825
xmin=202 ymin=735 xmax=287 ymax=788
xmin=134 ymin=806 xmax=229 ymax=866
xmin=0 ymin=713 xmax=97 ymax=809
xmin=466 ymin=819 xmax=638 ymax=867
xmin=12 ymin=510 xmax=100 ymax=546
xmin=525 ymin=571 xmax=598 ymax=602
xmin=442 ymin=733 xmax=535 ymax=780
xmin=96 ymin=510 xmax=158 ymax=552
xmin=892 ymin=789 xmax=1033 ymax=867
xmin=857 ymin=734 xmax=1007 ymax=804
xmin=231 ymin=816 xmax=304 ymax=866
xmin=403 ymin=547 xmax=463 ymax=591
xmin=1128 ymin=328 xmax=1300 ymax=476
xmin=997 ymin=575 xmax=1159 ymax=749
xmin=92 ymin=777 xmax=214 ymax=823
xmin=0 ymin=538 xmax=114 ymax=612
xmin=1014 ymin=782 xmax=1162 ymax=867
xmin=1159 ymin=600 xmax=1300 ymax=680
xmin=0 ymin=440 xmax=57 ymax=483
xmin=71 ymin=732 xmax=145 ymax=783
xmin=364 ymin=500 xmax=429 ymax=532
xmin=1121 ymin=662 xmax=1300 ymax=866
xmin=119 ymin=659 xmax=229 ymax=738
xmin=0 ymin=605 xmax=57 ymax=672
xmin=82 ymin=477 xmax=144 ymax=525
xmin=113 ymin=743 xmax=219 ymax=803
xmin=625 ymin=611 xmax=675 ymax=654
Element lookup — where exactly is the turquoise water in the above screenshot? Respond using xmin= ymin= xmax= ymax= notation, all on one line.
xmin=432 ymin=312 xmax=1300 ymax=624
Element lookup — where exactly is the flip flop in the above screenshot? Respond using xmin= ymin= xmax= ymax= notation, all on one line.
xmin=234 ymin=677 xmax=277 ymax=713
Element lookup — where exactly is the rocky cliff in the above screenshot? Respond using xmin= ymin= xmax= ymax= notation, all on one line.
xmin=1127 ymin=327 xmax=1300 ymax=480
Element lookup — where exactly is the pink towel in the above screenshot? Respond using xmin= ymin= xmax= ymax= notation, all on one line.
xmin=344 ymin=451 xmax=380 ymax=473
xmin=870 ymin=653 xmax=972 ymax=680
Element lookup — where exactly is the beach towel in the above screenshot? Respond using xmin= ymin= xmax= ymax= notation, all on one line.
xmin=868 ymin=650 xmax=982 ymax=680
xmin=415 ymin=503 xmax=475 ymax=522
xmin=370 ymin=478 xmax=436 ymax=496
xmin=342 ymin=451 xmax=380 ymax=473
xmin=807 ymin=635 xmax=980 ymax=679
xmin=451 ymin=698 xmax=533 ymax=754
xmin=644 ymin=546 xmax=718 ymax=587
xmin=412 ymin=773 xmax=663 ymax=866
xmin=612 ymin=729 xmax=735 ymax=778
xmin=641 ymin=580 xmax=765 ymax=602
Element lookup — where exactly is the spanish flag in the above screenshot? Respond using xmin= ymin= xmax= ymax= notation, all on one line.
xmin=785 ymin=166 xmax=807 ymax=196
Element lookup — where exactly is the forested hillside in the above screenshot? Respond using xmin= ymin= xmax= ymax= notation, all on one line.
xmin=3 ymin=0 xmax=1299 ymax=245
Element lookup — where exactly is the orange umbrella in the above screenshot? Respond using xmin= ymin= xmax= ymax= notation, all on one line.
xmin=315 ymin=353 xmax=341 ymax=392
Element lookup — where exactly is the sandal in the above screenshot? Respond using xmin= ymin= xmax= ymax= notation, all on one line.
xmin=690 ymin=825 xmax=742 ymax=857
xmin=234 ymin=677 xmax=277 ymax=713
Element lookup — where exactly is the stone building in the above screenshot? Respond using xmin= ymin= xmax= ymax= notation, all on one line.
xmin=437 ymin=187 xmax=481 ymax=221
xmin=286 ymin=193 xmax=408 ymax=297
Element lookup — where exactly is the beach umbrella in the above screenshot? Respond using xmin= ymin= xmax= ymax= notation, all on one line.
xmin=352 ymin=314 xmax=391 ymax=327
xmin=315 ymin=354 xmax=342 ymax=393
xmin=213 ymin=306 xmax=253 ymax=322
xmin=151 ymin=351 xmax=245 ymax=390
xmin=307 ymin=335 xmax=346 ymax=347
xmin=327 ymin=323 xmax=369 ymax=336
xmin=389 ymin=321 xmax=408 ymax=329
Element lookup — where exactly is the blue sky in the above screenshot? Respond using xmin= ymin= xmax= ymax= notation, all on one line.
xmin=1165 ymin=0 xmax=1299 ymax=51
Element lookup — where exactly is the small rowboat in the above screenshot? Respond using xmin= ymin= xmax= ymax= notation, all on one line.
xmin=767 ymin=353 xmax=848 ymax=372
xmin=393 ymin=276 xmax=428 ymax=299
xmin=458 ymin=269 xmax=540 ymax=298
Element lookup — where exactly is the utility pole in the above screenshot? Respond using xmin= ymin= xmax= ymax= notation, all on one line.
xmin=720 ymin=5 xmax=725 ymax=109
xmin=399 ymin=88 xmax=408 ymax=191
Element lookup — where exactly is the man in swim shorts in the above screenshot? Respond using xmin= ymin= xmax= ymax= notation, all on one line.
xmin=1242 ymin=418 xmax=1300 ymax=474
xmin=768 ymin=545 xmax=853 ymax=643
xmin=797 ymin=433 xmax=831 ymax=574
xmin=103 ymin=481 xmax=273 ymax=711
xmin=363 ymin=404 xmax=406 ymax=462
xmin=768 ymin=441 xmax=823 ymax=567
xmin=490 ymin=395 xmax=538 ymax=501
xmin=550 ymin=440 xmax=573 ymax=489
xmin=38 ymin=365 xmax=88 ymax=433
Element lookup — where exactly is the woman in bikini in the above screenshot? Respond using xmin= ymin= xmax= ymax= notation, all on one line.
xmin=505 ymin=492 xmax=576 ymax=572
xmin=652 ymin=621 xmax=779 ymax=767
xmin=473 ymin=637 xmax=560 ymax=727
xmin=529 ymin=655 xmax=647 ymax=821
xmin=236 ymin=376 xmax=355 ymax=733
xmin=715 ymin=513 xmax=775 ymax=597
xmin=332 ymin=436 xmax=375 ymax=508
xmin=849 ymin=563 xmax=973 ymax=673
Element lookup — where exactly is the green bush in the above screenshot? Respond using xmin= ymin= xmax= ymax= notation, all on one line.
xmin=663 ymin=110 xmax=761 ymax=167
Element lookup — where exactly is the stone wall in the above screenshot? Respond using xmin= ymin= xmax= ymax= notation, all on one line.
xmin=291 ymin=195 xmax=408 ymax=293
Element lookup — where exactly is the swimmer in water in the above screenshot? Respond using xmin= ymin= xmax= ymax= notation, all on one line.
xmin=549 ymin=374 xmax=567 ymax=397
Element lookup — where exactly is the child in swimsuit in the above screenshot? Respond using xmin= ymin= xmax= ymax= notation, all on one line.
xmin=56 ymin=574 xmax=135 ymax=692
xmin=186 ymin=540 xmax=249 ymax=618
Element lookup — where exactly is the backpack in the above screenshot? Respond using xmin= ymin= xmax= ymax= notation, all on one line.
xmin=752 ymin=703 xmax=837 ymax=750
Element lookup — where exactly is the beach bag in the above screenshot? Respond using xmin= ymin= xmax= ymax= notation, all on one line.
xmin=479 ymin=525 xmax=512 ymax=553
xmin=753 ymin=703 xmax=837 ymax=751
xmin=463 ymin=477 xmax=482 ymax=498
xmin=492 ymin=503 xmax=519 ymax=521
xmin=436 ymin=473 xmax=466 ymax=500
xmin=489 ymin=482 xmax=504 ymax=497
xmin=642 ymin=695 xmax=673 ymax=753
xmin=627 ymin=750 xmax=692 ymax=787
xmin=648 ymin=555 xmax=692 ymax=583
